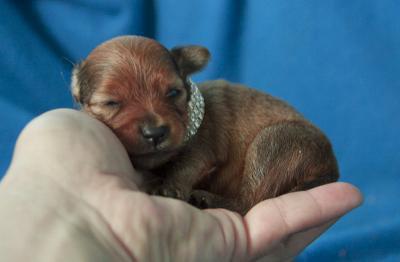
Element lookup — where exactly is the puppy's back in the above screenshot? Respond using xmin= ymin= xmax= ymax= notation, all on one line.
xmin=199 ymin=79 xmax=305 ymax=137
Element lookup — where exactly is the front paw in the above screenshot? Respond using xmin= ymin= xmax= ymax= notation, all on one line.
xmin=188 ymin=190 xmax=214 ymax=209
xmin=150 ymin=185 xmax=187 ymax=201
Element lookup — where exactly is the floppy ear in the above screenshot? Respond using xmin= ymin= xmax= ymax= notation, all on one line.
xmin=170 ymin=45 xmax=211 ymax=77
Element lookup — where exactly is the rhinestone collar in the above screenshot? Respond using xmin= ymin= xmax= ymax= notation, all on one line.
xmin=184 ymin=79 xmax=205 ymax=142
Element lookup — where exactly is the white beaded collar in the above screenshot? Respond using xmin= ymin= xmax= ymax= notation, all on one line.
xmin=184 ymin=79 xmax=205 ymax=142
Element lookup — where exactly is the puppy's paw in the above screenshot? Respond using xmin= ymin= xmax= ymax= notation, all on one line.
xmin=189 ymin=190 xmax=214 ymax=209
xmin=150 ymin=185 xmax=187 ymax=201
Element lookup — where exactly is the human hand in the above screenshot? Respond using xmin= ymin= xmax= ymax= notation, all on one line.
xmin=0 ymin=109 xmax=362 ymax=261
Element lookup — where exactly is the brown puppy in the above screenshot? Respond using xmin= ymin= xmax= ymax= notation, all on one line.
xmin=71 ymin=35 xmax=339 ymax=215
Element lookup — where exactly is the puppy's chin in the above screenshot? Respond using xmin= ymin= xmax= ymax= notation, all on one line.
xmin=130 ymin=150 xmax=178 ymax=170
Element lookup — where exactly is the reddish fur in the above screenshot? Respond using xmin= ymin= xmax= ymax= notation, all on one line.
xmin=73 ymin=36 xmax=189 ymax=168
xmin=72 ymin=36 xmax=339 ymax=215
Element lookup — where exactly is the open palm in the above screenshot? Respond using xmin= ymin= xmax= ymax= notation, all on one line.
xmin=0 ymin=109 xmax=362 ymax=261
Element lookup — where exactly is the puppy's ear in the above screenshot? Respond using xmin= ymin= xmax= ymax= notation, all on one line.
xmin=70 ymin=61 xmax=85 ymax=104
xmin=170 ymin=46 xmax=210 ymax=76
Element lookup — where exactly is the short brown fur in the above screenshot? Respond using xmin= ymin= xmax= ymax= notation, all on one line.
xmin=72 ymin=35 xmax=339 ymax=215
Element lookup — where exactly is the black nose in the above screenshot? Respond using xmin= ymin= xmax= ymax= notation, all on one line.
xmin=140 ymin=125 xmax=170 ymax=146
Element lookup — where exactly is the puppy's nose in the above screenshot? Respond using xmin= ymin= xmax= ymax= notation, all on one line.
xmin=140 ymin=125 xmax=170 ymax=146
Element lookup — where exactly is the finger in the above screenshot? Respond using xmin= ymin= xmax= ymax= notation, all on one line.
xmin=257 ymin=220 xmax=336 ymax=261
xmin=4 ymin=109 xmax=140 ymax=193
xmin=245 ymin=182 xmax=363 ymax=259
xmin=205 ymin=209 xmax=249 ymax=262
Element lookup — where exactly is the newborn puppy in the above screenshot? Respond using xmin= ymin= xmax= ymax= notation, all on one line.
xmin=71 ymin=36 xmax=339 ymax=215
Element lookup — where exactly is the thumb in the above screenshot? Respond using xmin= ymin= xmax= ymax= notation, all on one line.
xmin=244 ymin=182 xmax=363 ymax=259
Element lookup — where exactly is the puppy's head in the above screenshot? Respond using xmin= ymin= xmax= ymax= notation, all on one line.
xmin=71 ymin=36 xmax=210 ymax=169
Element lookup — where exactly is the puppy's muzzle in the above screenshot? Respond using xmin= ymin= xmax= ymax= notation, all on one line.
xmin=140 ymin=124 xmax=170 ymax=147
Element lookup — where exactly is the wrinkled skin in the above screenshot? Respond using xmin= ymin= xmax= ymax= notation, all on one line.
xmin=0 ymin=109 xmax=362 ymax=261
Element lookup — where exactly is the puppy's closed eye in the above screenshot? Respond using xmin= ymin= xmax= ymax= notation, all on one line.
xmin=86 ymin=94 xmax=122 ymax=119
xmin=166 ymin=88 xmax=182 ymax=99
xmin=103 ymin=100 xmax=121 ymax=108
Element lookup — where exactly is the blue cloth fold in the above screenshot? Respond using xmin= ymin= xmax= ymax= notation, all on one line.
xmin=1 ymin=1 xmax=398 ymax=260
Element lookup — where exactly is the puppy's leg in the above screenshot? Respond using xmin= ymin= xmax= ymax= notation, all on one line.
xmin=151 ymin=148 xmax=218 ymax=202
xmin=238 ymin=120 xmax=339 ymax=214
xmin=188 ymin=190 xmax=242 ymax=212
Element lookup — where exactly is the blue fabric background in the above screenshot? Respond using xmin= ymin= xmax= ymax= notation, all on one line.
xmin=1 ymin=1 xmax=399 ymax=260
